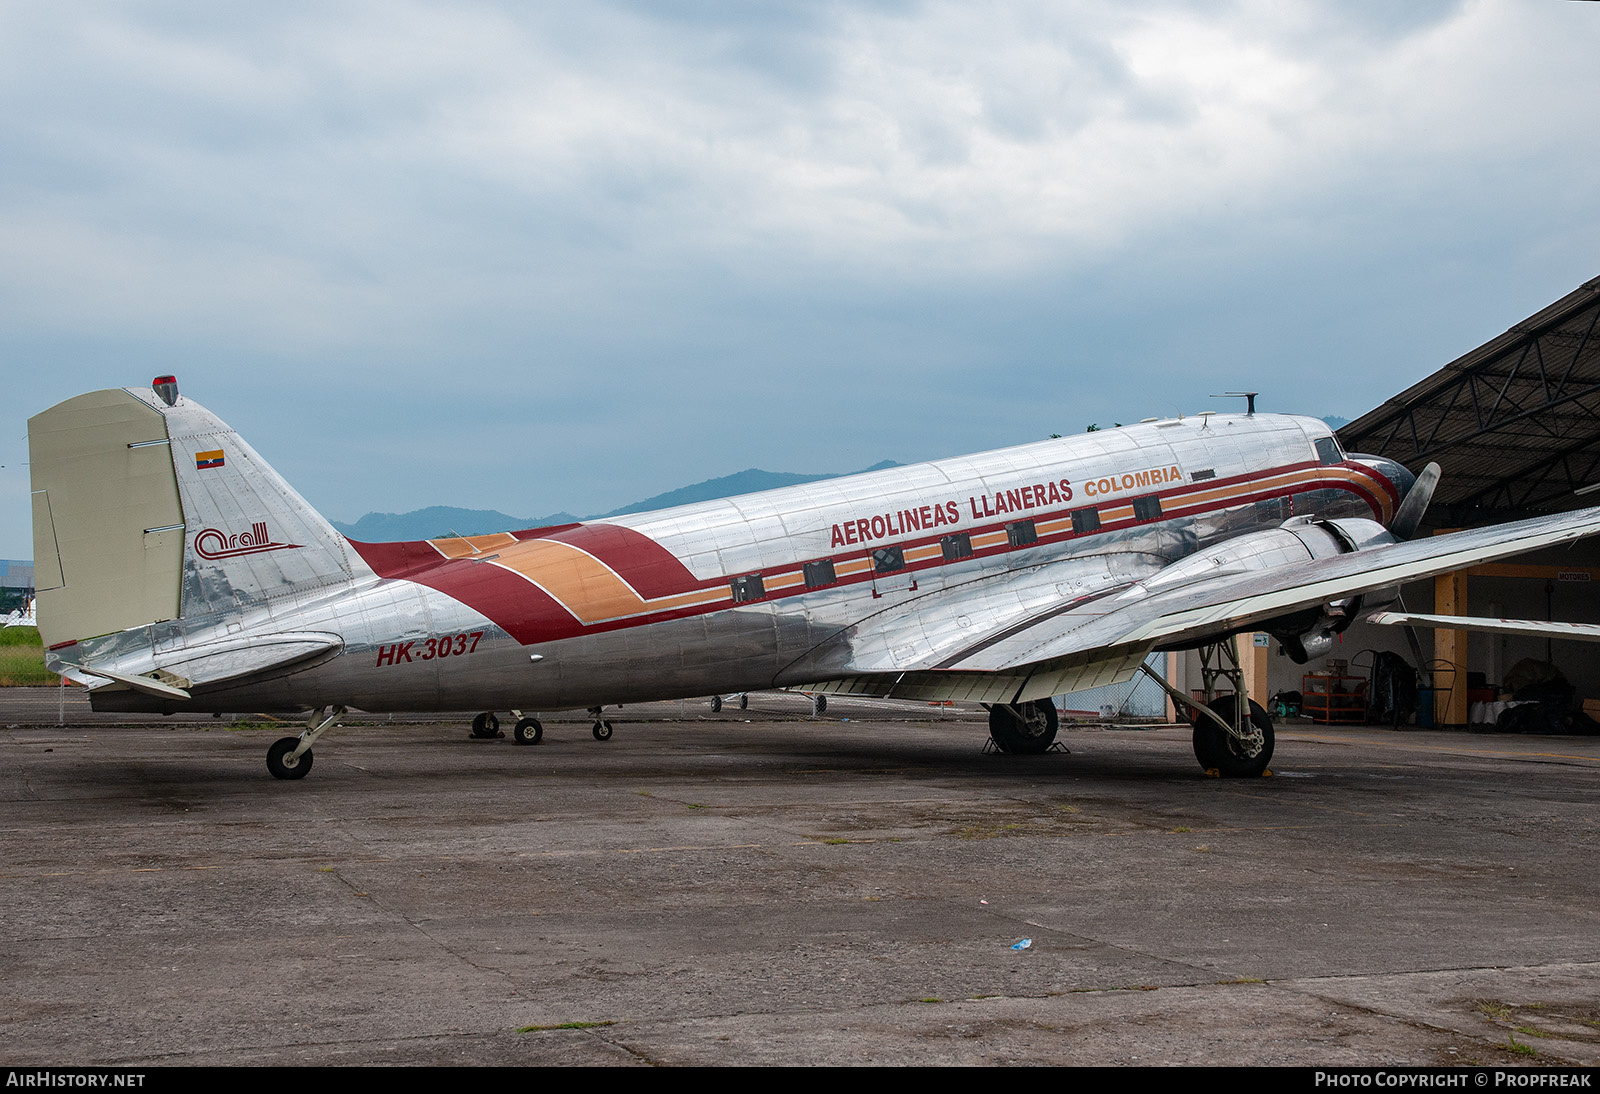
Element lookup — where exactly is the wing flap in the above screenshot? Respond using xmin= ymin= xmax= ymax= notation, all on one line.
xmin=807 ymin=641 xmax=1152 ymax=704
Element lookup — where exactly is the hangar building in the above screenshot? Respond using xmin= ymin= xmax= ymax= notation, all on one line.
xmin=1213 ymin=276 xmax=1600 ymax=729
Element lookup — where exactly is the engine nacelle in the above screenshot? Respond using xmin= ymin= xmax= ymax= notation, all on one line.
xmin=1267 ymin=517 xmax=1400 ymax=662
xmin=1148 ymin=517 xmax=1399 ymax=663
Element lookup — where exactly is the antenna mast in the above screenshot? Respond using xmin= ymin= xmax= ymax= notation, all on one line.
xmin=1210 ymin=391 xmax=1259 ymax=416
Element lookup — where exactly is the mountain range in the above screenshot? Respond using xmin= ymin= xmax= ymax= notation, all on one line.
xmin=333 ymin=417 xmax=1352 ymax=542
xmin=331 ymin=461 xmax=902 ymax=542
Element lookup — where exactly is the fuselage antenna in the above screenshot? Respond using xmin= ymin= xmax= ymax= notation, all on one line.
xmin=1211 ymin=391 xmax=1259 ymax=416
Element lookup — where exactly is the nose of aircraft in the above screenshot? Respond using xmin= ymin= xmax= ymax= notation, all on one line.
xmin=1349 ymin=453 xmax=1415 ymax=499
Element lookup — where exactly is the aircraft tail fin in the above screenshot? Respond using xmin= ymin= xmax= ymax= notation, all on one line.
xmin=28 ymin=382 xmax=362 ymax=650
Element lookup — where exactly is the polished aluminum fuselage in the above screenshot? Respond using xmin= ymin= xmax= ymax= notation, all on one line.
xmin=86 ymin=413 xmax=1402 ymax=714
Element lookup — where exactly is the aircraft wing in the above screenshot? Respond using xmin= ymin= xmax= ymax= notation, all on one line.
xmin=777 ymin=559 xmax=1157 ymax=704
xmin=1366 ymin=611 xmax=1600 ymax=643
xmin=789 ymin=506 xmax=1600 ymax=704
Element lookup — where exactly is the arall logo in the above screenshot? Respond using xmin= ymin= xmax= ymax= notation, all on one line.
xmin=194 ymin=521 xmax=302 ymax=560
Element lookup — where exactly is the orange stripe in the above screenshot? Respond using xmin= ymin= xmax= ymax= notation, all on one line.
xmin=486 ymin=539 xmax=728 ymax=623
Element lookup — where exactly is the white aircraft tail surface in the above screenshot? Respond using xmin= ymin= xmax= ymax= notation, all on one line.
xmin=29 ymin=382 xmax=361 ymax=650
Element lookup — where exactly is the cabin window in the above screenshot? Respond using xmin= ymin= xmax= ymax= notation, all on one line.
xmin=803 ymin=559 xmax=836 ymax=589
xmin=872 ymin=545 xmax=905 ymax=573
xmin=1071 ymin=507 xmax=1101 ymax=534
xmin=730 ymin=574 xmax=765 ymax=603
xmin=1315 ymin=436 xmax=1343 ymax=466
xmin=940 ymin=532 xmax=973 ymax=560
xmin=1132 ymin=495 xmax=1162 ymax=522
xmin=1006 ymin=519 xmax=1037 ymax=548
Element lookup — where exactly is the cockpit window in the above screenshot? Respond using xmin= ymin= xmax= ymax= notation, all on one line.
xmin=1314 ymin=436 xmax=1343 ymax=466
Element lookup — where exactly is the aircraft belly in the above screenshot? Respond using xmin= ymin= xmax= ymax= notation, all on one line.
xmin=416 ymin=601 xmax=802 ymax=709
xmin=116 ymin=583 xmax=814 ymax=713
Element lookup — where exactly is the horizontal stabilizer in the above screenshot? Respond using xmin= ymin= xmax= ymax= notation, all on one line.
xmin=1366 ymin=611 xmax=1600 ymax=644
xmin=76 ymin=667 xmax=191 ymax=700
xmin=68 ymin=631 xmax=344 ymax=700
xmin=153 ymin=631 xmax=345 ymax=686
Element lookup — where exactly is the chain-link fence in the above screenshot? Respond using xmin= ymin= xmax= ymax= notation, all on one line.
xmin=1055 ymin=651 xmax=1169 ymax=721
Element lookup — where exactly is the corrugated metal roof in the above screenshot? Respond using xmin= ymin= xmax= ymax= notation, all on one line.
xmin=1338 ymin=275 xmax=1600 ymax=527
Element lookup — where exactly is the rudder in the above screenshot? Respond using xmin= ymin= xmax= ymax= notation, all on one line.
xmin=28 ymin=389 xmax=186 ymax=649
xmin=28 ymin=382 xmax=364 ymax=650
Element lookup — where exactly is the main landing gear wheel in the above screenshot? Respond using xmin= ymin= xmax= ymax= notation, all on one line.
xmin=738 ymin=693 xmax=748 ymax=710
xmin=711 ymin=695 xmax=723 ymax=713
xmin=513 ymin=717 xmax=544 ymax=745
xmin=988 ymin=699 xmax=1059 ymax=754
xmin=592 ymin=720 xmax=614 ymax=741
xmin=1191 ymin=695 xmax=1274 ymax=778
xmin=267 ymin=736 xmax=312 ymax=780
xmin=470 ymin=712 xmax=502 ymax=739
xmin=812 ymin=694 xmax=827 ymax=715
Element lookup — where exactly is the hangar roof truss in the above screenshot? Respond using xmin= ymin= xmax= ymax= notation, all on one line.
xmin=1338 ymin=276 xmax=1600 ymax=526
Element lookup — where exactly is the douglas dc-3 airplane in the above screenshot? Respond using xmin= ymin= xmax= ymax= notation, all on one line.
xmin=27 ymin=377 xmax=1600 ymax=779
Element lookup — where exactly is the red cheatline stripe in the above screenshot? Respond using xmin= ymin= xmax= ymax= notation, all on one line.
xmin=348 ymin=461 xmax=1397 ymax=645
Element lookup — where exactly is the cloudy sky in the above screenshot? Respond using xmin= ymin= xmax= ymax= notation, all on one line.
xmin=4 ymin=0 xmax=1598 ymax=558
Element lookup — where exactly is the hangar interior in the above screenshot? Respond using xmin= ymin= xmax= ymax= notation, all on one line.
xmin=1162 ymin=275 xmax=1600 ymax=730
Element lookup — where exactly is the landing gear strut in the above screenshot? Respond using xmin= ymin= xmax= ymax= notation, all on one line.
xmin=267 ymin=705 xmax=345 ymax=780
xmin=1135 ymin=637 xmax=1274 ymax=777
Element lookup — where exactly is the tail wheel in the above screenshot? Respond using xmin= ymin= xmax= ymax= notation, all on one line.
xmin=513 ymin=717 xmax=543 ymax=746
xmin=1192 ymin=695 xmax=1274 ymax=777
xmin=988 ymin=699 xmax=1059 ymax=754
xmin=267 ymin=736 xmax=312 ymax=780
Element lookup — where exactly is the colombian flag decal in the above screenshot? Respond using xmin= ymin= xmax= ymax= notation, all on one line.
xmin=195 ymin=449 xmax=225 ymax=470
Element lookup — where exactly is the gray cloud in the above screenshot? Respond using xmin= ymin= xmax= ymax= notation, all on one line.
xmin=3 ymin=0 xmax=1597 ymax=555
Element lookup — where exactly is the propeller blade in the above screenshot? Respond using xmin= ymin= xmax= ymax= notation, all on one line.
xmin=1388 ymin=461 xmax=1441 ymax=542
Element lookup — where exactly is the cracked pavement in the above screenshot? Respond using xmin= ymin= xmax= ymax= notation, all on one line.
xmin=3 ymin=691 xmax=1599 ymax=1065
